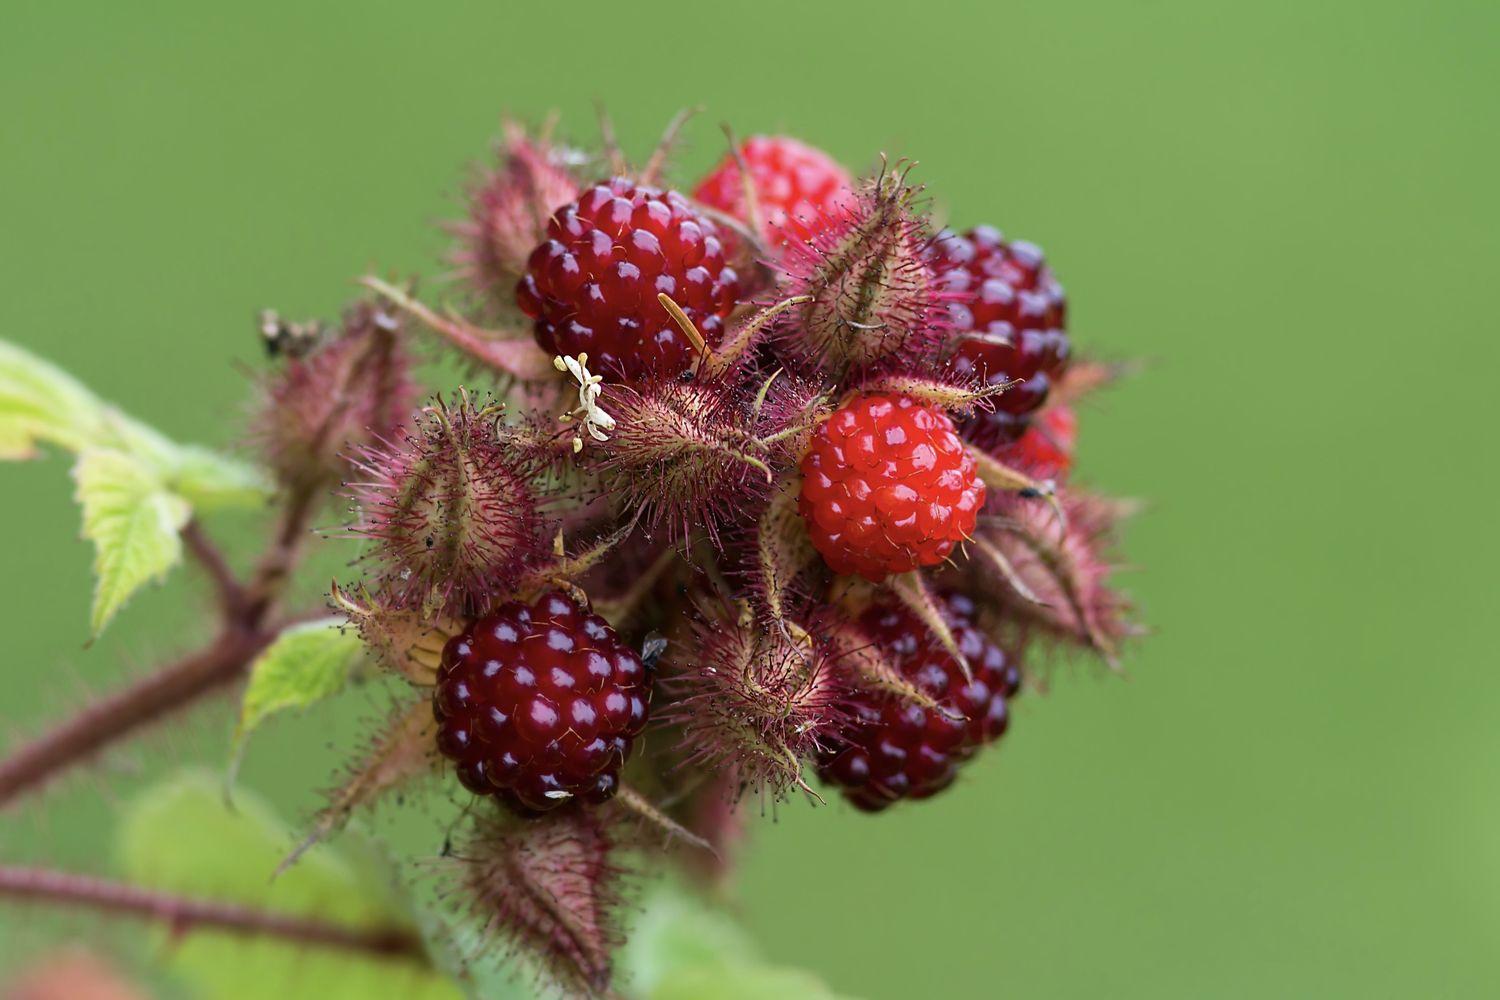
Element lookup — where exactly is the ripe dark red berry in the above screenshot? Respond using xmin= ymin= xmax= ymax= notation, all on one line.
xmin=798 ymin=393 xmax=985 ymax=581
xmin=997 ymin=405 xmax=1076 ymax=481
xmin=817 ymin=594 xmax=1021 ymax=812
xmin=692 ymin=135 xmax=854 ymax=249
xmin=928 ymin=227 xmax=1070 ymax=445
xmin=433 ymin=591 xmax=651 ymax=816
xmin=515 ymin=178 xmax=741 ymax=380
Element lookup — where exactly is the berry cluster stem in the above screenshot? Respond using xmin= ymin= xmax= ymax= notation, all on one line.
xmin=0 ymin=627 xmax=271 ymax=806
xmin=0 ymin=478 xmax=321 ymax=809
xmin=0 ymin=863 xmax=429 ymax=963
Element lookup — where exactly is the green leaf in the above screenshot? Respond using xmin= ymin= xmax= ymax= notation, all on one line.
xmin=4 ymin=338 xmax=273 ymax=636
xmin=116 ymin=769 xmax=460 ymax=1000
xmin=409 ymin=899 xmax=541 ymax=1000
xmin=620 ymin=883 xmax=858 ymax=1000
xmin=234 ymin=618 xmax=364 ymax=751
xmin=0 ymin=337 xmax=113 ymax=458
xmin=168 ymin=442 xmax=275 ymax=510
xmin=618 ymin=884 xmax=759 ymax=997
xmin=73 ymin=448 xmax=191 ymax=638
xmin=0 ymin=337 xmax=271 ymax=502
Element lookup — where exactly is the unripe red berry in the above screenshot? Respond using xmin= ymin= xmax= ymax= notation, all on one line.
xmin=515 ymin=178 xmax=741 ymax=380
xmin=692 ymin=135 xmax=855 ymax=249
xmin=433 ymin=592 xmax=652 ymax=816
xmin=798 ymin=393 xmax=985 ymax=581
xmin=995 ymin=404 xmax=1076 ymax=480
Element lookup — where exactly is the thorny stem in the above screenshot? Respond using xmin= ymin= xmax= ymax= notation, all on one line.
xmin=181 ymin=519 xmax=247 ymax=618
xmin=359 ymin=276 xmax=556 ymax=381
xmin=0 ymin=864 xmax=430 ymax=964
xmin=0 ymin=457 xmax=325 ymax=808
xmin=0 ymin=628 xmax=273 ymax=808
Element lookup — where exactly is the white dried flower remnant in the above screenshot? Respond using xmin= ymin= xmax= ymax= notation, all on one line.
xmin=554 ymin=353 xmax=615 ymax=453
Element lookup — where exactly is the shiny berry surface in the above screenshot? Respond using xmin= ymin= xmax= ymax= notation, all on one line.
xmin=997 ymin=405 xmax=1076 ymax=481
xmin=515 ymin=178 xmax=740 ymax=380
xmin=817 ymin=594 xmax=1021 ymax=812
xmin=799 ymin=394 xmax=985 ymax=581
xmin=692 ymin=135 xmax=855 ymax=248
xmin=928 ymin=227 xmax=1070 ymax=445
xmin=433 ymin=591 xmax=651 ymax=815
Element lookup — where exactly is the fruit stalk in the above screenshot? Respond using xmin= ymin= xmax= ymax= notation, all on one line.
xmin=0 ymin=626 xmax=272 ymax=807
xmin=0 ymin=864 xmax=429 ymax=962
xmin=0 ymin=474 xmax=321 ymax=809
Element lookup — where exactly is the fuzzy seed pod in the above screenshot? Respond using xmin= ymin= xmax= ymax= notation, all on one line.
xmin=344 ymin=393 xmax=548 ymax=617
xmin=972 ymin=488 xmax=1139 ymax=665
xmin=775 ymin=172 xmax=953 ymax=374
xmin=454 ymin=119 xmax=582 ymax=308
xmin=254 ymin=301 xmax=415 ymax=490
xmin=448 ymin=810 xmax=624 ymax=997
xmin=595 ymin=377 xmax=778 ymax=544
xmin=666 ymin=606 xmax=849 ymax=801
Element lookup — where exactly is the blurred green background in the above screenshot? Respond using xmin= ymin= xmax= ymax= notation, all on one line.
xmin=2 ymin=0 xmax=1497 ymax=996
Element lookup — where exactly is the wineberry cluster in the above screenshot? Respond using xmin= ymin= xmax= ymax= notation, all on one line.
xmin=306 ymin=118 xmax=1139 ymax=996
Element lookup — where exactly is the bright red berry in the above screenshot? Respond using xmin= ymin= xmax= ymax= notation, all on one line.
xmin=692 ymin=135 xmax=855 ymax=249
xmin=515 ymin=178 xmax=740 ymax=380
xmin=798 ymin=394 xmax=985 ymax=581
xmin=996 ymin=405 xmax=1076 ymax=480
xmin=817 ymin=594 xmax=1021 ymax=812
xmin=928 ymin=227 xmax=1070 ymax=445
xmin=433 ymin=592 xmax=652 ymax=816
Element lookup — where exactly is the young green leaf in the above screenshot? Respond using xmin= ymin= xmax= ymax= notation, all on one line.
xmin=0 ymin=338 xmax=112 ymax=458
xmin=233 ymin=618 xmax=366 ymax=756
xmin=0 ymin=337 xmax=271 ymax=504
xmin=616 ymin=883 xmax=759 ymax=997
xmin=72 ymin=448 xmax=191 ymax=638
xmin=166 ymin=443 xmax=275 ymax=510
xmin=116 ymin=770 xmax=456 ymax=1000
xmin=5 ymin=340 xmax=273 ymax=635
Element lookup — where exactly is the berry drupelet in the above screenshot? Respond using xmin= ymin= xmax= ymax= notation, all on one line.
xmin=433 ymin=592 xmax=652 ymax=816
xmin=928 ymin=227 xmax=1070 ymax=446
xmin=515 ymin=178 xmax=740 ymax=380
xmin=998 ymin=405 xmax=1076 ymax=482
xmin=692 ymin=135 xmax=854 ymax=249
xmin=798 ymin=393 xmax=985 ymax=581
xmin=817 ymin=594 xmax=1021 ymax=812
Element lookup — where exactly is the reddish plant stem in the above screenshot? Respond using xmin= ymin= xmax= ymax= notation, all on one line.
xmin=0 ymin=313 xmax=386 ymax=809
xmin=0 ymin=480 xmax=322 ymax=809
xmin=182 ymin=519 xmax=248 ymax=618
xmin=243 ymin=480 xmax=321 ymax=621
xmin=0 ymin=626 xmax=272 ymax=807
xmin=0 ymin=864 xmax=429 ymax=963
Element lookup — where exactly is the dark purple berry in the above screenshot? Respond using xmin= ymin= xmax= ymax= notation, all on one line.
xmin=927 ymin=227 xmax=1070 ymax=447
xmin=817 ymin=593 xmax=1021 ymax=812
xmin=434 ymin=591 xmax=652 ymax=816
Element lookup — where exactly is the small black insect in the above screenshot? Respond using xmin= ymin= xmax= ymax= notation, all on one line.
xmin=258 ymin=308 xmax=324 ymax=359
xmin=640 ymin=633 xmax=668 ymax=671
